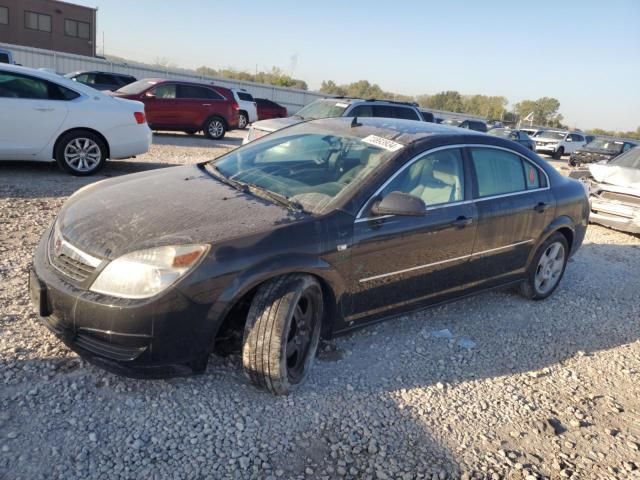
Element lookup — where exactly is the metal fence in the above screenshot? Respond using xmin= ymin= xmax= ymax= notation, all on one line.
xmin=1 ymin=42 xmax=327 ymax=114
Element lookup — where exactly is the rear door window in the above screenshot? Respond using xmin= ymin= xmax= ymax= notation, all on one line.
xmin=95 ymin=73 xmax=114 ymax=85
xmin=0 ymin=53 xmax=9 ymax=64
xmin=348 ymin=105 xmax=374 ymax=117
xmin=0 ymin=72 xmax=78 ymax=100
xmin=152 ymin=84 xmax=177 ymax=99
xmin=372 ymin=105 xmax=395 ymax=118
xmin=471 ymin=148 xmax=527 ymax=197
xmin=393 ymin=107 xmax=420 ymax=120
xmin=237 ymin=92 xmax=254 ymax=101
xmin=178 ymin=85 xmax=224 ymax=100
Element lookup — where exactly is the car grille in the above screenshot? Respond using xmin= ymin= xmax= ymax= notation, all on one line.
xmin=48 ymin=230 xmax=101 ymax=282
xmin=600 ymin=191 xmax=640 ymax=207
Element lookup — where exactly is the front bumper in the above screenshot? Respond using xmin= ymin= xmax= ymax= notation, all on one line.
xmin=30 ymin=227 xmax=215 ymax=377
xmin=589 ymin=198 xmax=640 ymax=234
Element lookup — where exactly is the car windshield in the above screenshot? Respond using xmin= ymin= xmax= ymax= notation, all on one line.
xmin=208 ymin=122 xmax=397 ymax=214
xmin=115 ymin=79 xmax=160 ymax=94
xmin=585 ymin=138 xmax=624 ymax=152
xmin=442 ymin=119 xmax=463 ymax=127
xmin=608 ymin=147 xmax=640 ymax=169
xmin=539 ymin=131 xmax=566 ymax=140
xmin=294 ymin=99 xmax=349 ymax=120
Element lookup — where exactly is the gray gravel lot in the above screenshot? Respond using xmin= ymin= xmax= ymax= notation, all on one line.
xmin=1 ymin=132 xmax=639 ymax=480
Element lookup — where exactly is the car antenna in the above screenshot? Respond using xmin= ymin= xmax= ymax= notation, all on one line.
xmin=351 ymin=116 xmax=362 ymax=128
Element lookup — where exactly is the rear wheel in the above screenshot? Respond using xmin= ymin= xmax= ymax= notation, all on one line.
xmin=55 ymin=131 xmax=107 ymax=176
xmin=242 ymin=275 xmax=323 ymax=395
xmin=204 ymin=117 xmax=226 ymax=140
xmin=238 ymin=112 xmax=248 ymax=129
xmin=520 ymin=233 xmax=568 ymax=300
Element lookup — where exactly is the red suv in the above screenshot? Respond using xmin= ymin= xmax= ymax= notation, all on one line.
xmin=113 ymin=79 xmax=239 ymax=139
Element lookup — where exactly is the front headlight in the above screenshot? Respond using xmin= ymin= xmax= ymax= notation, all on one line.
xmin=90 ymin=245 xmax=209 ymax=299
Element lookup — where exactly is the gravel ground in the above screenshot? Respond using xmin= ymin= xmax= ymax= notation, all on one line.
xmin=1 ymin=133 xmax=639 ymax=480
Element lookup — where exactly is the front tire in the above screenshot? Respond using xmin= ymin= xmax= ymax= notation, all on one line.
xmin=242 ymin=275 xmax=323 ymax=395
xmin=520 ymin=233 xmax=568 ymax=300
xmin=55 ymin=131 xmax=107 ymax=176
xmin=552 ymin=147 xmax=564 ymax=160
xmin=203 ymin=117 xmax=226 ymax=140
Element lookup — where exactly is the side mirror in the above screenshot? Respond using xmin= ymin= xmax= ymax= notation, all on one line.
xmin=371 ymin=191 xmax=426 ymax=217
xmin=144 ymin=91 xmax=156 ymax=99
xmin=565 ymin=137 xmax=572 ymax=142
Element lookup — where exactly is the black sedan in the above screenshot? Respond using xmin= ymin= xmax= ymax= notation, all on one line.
xmin=488 ymin=128 xmax=536 ymax=151
xmin=30 ymin=118 xmax=589 ymax=394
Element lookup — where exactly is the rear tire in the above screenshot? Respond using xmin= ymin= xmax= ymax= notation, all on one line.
xmin=242 ymin=275 xmax=323 ymax=395
xmin=203 ymin=117 xmax=226 ymax=140
xmin=238 ymin=112 xmax=248 ymax=130
xmin=55 ymin=130 xmax=107 ymax=176
xmin=520 ymin=233 xmax=568 ymax=300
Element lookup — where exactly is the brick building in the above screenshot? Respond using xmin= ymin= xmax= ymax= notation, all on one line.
xmin=0 ymin=0 xmax=96 ymax=57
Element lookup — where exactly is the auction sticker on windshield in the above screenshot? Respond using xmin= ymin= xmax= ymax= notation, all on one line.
xmin=361 ymin=135 xmax=404 ymax=152
xmin=335 ymin=102 xmax=349 ymax=108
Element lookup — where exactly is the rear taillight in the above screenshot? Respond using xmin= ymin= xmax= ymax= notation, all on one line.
xmin=134 ymin=112 xmax=146 ymax=124
xmin=232 ymin=101 xmax=240 ymax=110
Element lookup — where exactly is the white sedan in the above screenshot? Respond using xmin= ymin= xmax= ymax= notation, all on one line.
xmin=0 ymin=64 xmax=151 ymax=175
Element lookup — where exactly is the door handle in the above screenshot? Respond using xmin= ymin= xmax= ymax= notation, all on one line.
xmin=534 ymin=202 xmax=548 ymax=213
xmin=34 ymin=107 xmax=54 ymax=112
xmin=202 ymin=104 xmax=211 ymax=106
xmin=452 ymin=216 xmax=473 ymax=228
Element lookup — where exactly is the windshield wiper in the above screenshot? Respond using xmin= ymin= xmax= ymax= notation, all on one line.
xmin=203 ymin=164 xmax=304 ymax=212
xmin=291 ymin=114 xmax=305 ymax=120
xmin=204 ymin=164 xmax=249 ymax=193
xmin=245 ymin=183 xmax=304 ymax=212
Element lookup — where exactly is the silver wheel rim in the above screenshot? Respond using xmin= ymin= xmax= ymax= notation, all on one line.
xmin=64 ymin=138 xmax=101 ymax=172
xmin=534 ymin=241 xmax=565 ymax=294
xmin=238 ymin=114 xmax=247 ymax=129
xmin=208 ymin=120 xmax=224 ymax=138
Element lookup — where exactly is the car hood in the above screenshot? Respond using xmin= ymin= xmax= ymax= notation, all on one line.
xmin=535 ymin=136 xmax=562 ymax=142
xmin=57 ymin=165 xmax=306 ymax=260
xmin=251 ymin=117 xmax=302 ymax=132
xmin=589 ymin=164 xmax=640 ymax=190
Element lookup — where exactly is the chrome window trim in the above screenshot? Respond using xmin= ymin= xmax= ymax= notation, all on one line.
xmin=358 ymin=239 xmax=533 ymax=283
xmin=355 ymin=143 xmax=550 ymax=221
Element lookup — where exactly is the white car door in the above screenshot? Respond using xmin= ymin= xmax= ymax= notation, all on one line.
xmin=0 ymin=71 xmax=70 ymax=159
xmin=571 ymin=133 xmax=587 ymax=153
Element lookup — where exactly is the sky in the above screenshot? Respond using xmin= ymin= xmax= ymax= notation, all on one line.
xmin=73 ymin=0 xmax=640 ymax=131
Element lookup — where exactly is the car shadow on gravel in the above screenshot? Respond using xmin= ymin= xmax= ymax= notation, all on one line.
xmin=152 ymin=132 xmax=245 ymax=149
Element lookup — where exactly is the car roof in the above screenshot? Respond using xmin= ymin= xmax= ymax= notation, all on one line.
xmin=322 ymin=97 xmax=419 ymax=108
xmin=305 ymin=116 xmax=486 ymax=145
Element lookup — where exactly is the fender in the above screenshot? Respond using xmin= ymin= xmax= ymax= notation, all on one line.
xmin=204 ymin=254 xmax=348 ymax=342
xmin=526 ymin=215 xmax=576 ymax=267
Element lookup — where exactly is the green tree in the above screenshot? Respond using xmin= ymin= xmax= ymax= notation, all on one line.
xmin=423 ymin=91 xmax=464 ymax=112
xmin=514 ymin=97 xmax=562 ymax=126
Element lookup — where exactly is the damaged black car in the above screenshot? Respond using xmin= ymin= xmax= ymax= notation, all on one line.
xmin=569 ymin=137 xmax=637 ymax=167
xmin=30 ymin=117 xmax=589 ymax=394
